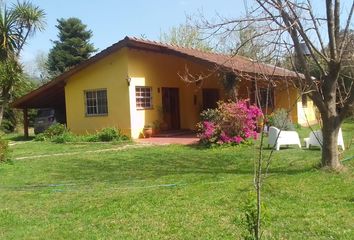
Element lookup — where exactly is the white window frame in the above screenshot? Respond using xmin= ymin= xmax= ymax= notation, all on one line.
xmin=84 ymin=89 xmax=108 ymax=116
xmin=135 ymin=86 xmax=153 ymax=110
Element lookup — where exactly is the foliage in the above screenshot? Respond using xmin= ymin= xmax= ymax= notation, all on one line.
xmin=200 ymin=0 xmax=354 ymax=169
xmin=222 ymin=72 xmax=240 ymax=101
xmin=0 ymin=136 xmax=9 ymax=162
xmin=266 ymin=109 xmax=294 ymax=131
xmin=35 ymin=125 xmax=129 ymax=143
xmin=199 ymin=108 xmax=221 ymax=122
xmin=339 ymin=30 xmax=354 ymax=117
xmin=0 ymin=59 xmax=28 ymax=130
xmin=0 ymin=1 xmax=45 ymax=126
xmin=197 ymin=100 xmax=263 ymax=146
xmin=47 ymin=17 xmax=96 ymax=76
xmin=35 ymin=123 xmax=72 ymax=142
xmin=0 ymin=1 xmax=45 ymax=59
xmin=51 ymin=132 xmax=79 ymax=143
xmin=241 ymin=193 xmax=269 ymax=240
xmin=0 ymin=73 xmax=37 ymax=132
xmin=95 ymin=127 xmax=127 ymax=142
xmin=241 ymin=192 xmax=267 ymax=240
xmin=35 ymin=51 xmax=51 ymax=83
xmin=217 ymin=25 xmax=273 ymax=63
xmin=160 ymin=19 xmax=212 ymax=51
xmin=34 ymin=133 xmax=46 ymax=141
xmin=42 ymin=123 xmax=67 ymax=138
xmin=0 ymin=106 xmax=21 ymax=133
xmin=24 ymin=51 xmax=51 ymax=84
xmin=0 ymin=59 xmax=23 ymax=112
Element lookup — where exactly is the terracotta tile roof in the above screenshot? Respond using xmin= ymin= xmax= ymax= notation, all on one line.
xmin=124 ymin=36 xmax=300 ymax=78
xmin=12 ymin=36 xmax=300 ymax=108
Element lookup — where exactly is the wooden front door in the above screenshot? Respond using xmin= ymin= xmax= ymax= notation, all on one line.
xmin=202 ymin=89 xmax=220 ymax=110
xmin=162 ymin=88 xmax=180 ymax=130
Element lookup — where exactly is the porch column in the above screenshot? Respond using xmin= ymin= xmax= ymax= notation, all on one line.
xmin=23 ymin=108 xmax=29 ymax=138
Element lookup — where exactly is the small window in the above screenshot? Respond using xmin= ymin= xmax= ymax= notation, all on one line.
xmin=302 ymin=94 xmax=308 ymax=107
xmin=136 ymin=86 xmax=152 ymax=109
xmin=258 ymin=88 xmax=274 ymax=108
xmin=85 ymin=89 xmax=108 ymax=116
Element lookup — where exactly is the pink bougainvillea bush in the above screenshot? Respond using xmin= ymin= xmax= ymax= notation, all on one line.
xmin=197 ymin=100 xmax=263 ymax=146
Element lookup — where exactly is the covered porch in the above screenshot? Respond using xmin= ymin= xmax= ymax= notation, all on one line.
xmin=11 ymin=80 xmax=66 ymax=137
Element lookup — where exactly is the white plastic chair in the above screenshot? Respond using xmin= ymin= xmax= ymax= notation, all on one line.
xmin=304 ymin=128 xmax=345 ymax=150
xmin=268 ymin=126 xmax=302 ymax=151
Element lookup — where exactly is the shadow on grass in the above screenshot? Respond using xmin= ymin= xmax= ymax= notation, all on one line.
xmin=6 ymin=135 xmax=35 ymax=142
xmin=54 ymin=146 xmax=317 ymax=184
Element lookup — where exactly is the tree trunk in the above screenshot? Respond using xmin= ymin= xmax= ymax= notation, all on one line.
xmin=321 ymin=115 xmax=342 ymax=169
xmin=23 ymin=108 xmax=29 ymax=138
xmin=0 ymin=104 xmax=4 ymax=127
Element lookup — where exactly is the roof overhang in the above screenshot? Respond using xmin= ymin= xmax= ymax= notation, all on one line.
xmin=12 ymin=36 xmax=302 ymax=109
xmin=12 ymin=38 xmax=133 ymax=109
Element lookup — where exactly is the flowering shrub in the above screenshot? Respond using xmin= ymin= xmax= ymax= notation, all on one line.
xmin=197 ymin=100 xmax=263 ymax=146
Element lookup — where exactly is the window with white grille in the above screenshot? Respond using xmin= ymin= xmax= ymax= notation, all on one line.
xmin=85 ymin=89 xmax=108 ymax=116
xmin=136 ymin=86 xmax=152 ymax=109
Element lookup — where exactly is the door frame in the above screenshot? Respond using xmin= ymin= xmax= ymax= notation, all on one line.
xmin=161 ymin=87 xmax=180 ymax=130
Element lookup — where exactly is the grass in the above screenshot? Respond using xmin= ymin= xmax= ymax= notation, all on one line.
xmin=0 ymin=123 xmax=353 ymax=239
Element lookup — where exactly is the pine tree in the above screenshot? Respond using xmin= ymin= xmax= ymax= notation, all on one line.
xmin=47 ymin=18 xmax=96 ymax=76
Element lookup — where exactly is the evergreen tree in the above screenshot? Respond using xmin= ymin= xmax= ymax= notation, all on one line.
xmin=47 ymin=18 xmax=96 ymax=76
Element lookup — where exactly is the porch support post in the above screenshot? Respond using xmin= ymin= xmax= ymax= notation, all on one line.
xmin=23 ymin=108 xmax=29 ymax=138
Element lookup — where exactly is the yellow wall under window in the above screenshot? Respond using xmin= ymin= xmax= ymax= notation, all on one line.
xmin=65 ymin=48 xmax=131 ymax=135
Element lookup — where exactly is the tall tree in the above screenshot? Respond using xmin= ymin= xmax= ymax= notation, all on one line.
xmin=263 ymin=0 xmax=353 ymax=170
xmin=216 ymin=25 xmax=271 ymax=61
xmin=23 ymin=51 xmax=51 ymax=84
xmin=0 ymin=1 xmax=45 ymax=126
xmin=0 ymin=71 xmax=37 ymax=132
xmin=190 ymin=2 xmax=353 ymax=238
xmin=160 ymin=21 xmax=212 ymax=51
xmin=47 ymin=17 xmax=96 ymax=76
xmin=202 ymin=0 xmax=354 ymax=170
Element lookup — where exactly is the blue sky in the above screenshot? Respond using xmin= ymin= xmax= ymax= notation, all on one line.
xmin=5 ymin=0 xmax=350 ymax=68
xmin=5 ymin=0 xmax=244 ymax=63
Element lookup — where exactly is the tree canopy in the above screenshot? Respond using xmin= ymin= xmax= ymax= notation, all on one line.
xmin=200 ymin=0 xmax=354 ymax=170
xmin=160 ymin=22 xmax=212 ymax=51
xmin=0 ymin=1 xmax=45 ymax=126
xmin=47 ymin=17 xmax=96 ymax=76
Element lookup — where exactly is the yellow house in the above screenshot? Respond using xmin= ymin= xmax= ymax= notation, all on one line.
xmin=12 ymin=37 xmax=317 ymax=138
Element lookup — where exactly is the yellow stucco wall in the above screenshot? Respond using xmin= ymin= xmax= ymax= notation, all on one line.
xmin=65 ymin=48 xmax=131 ymax=135
xmin=274 ymin=85 xmax=299 ymax=123
xmin=237 ymin=80 xmax=304 ymax=124
xmin=297 ymin=96 xmax=318 ymax=126
xmin=273 ymin=84 xmax=317 ymax=126
xmin=127 ymin=49 xmax=224 ymax=139
xmin=64 ymin=46 xmax=317 ymax=139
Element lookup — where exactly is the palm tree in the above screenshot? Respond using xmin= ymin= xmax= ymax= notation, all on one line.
xmin=0 ymin=6 xmax=20 ymax=59
xmin=12 ymin=1 xmax=45 ymax=55
xmin=0 ymin=1 xmax=45 ymax=125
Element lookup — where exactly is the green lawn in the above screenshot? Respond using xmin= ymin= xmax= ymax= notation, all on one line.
xmin=0 ymin=123 xmax=354 ymax=239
